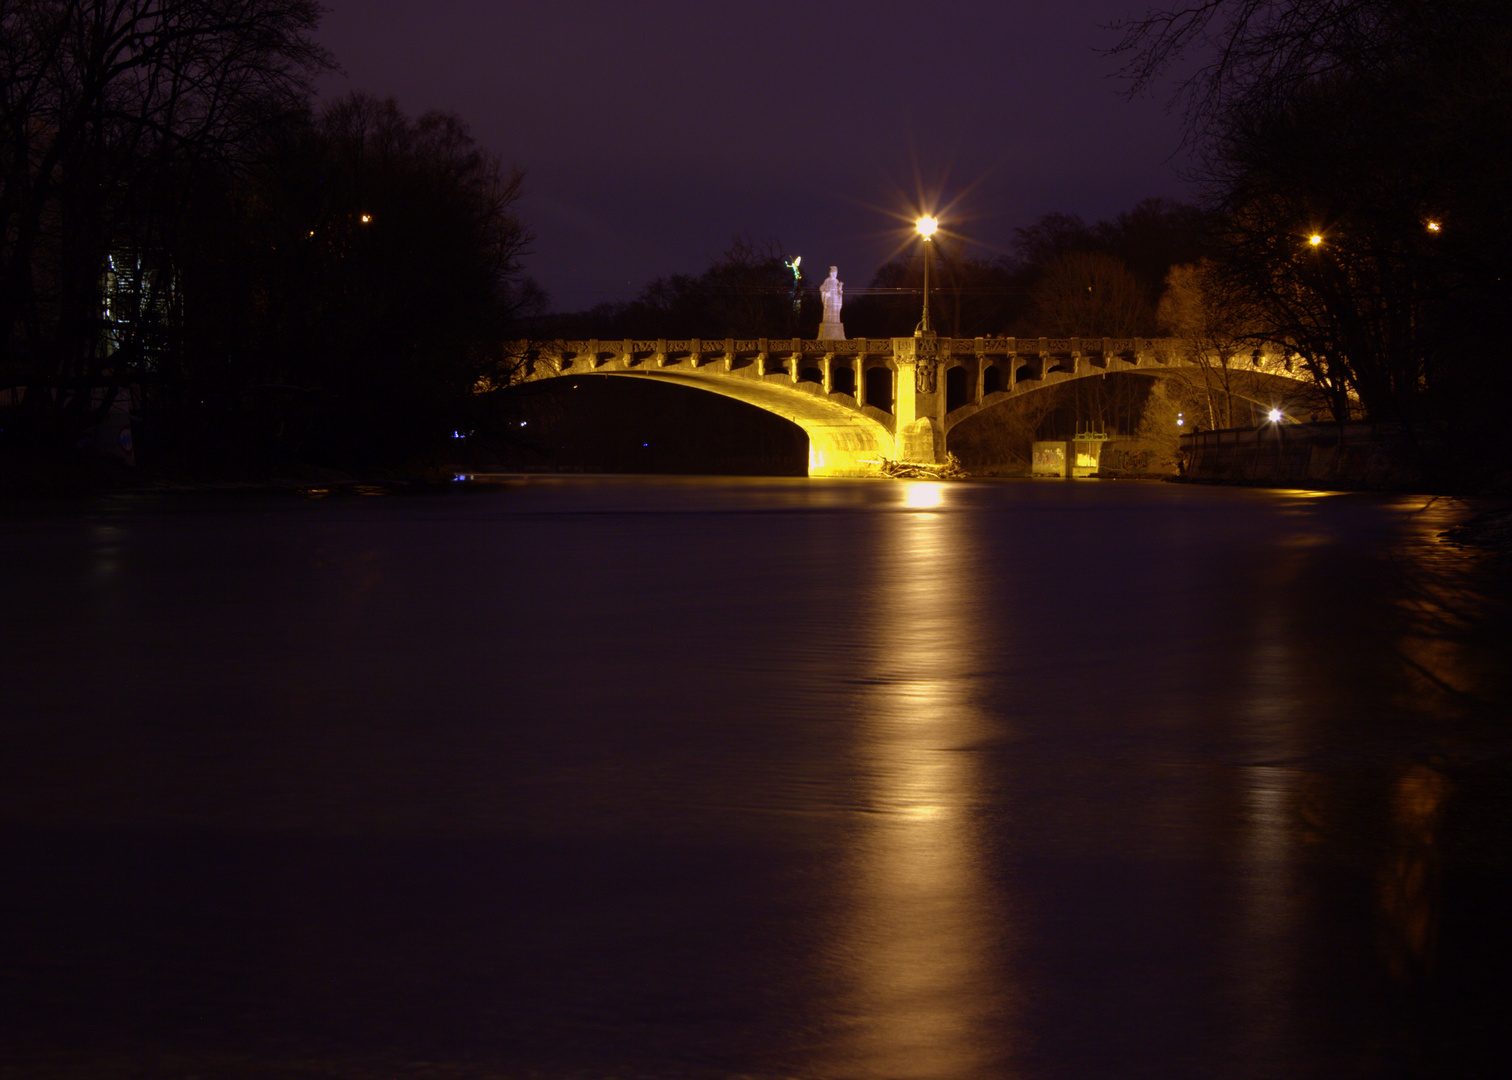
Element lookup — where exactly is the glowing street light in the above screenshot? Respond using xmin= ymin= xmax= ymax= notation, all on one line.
xmin=1308 ymin=233 xmax=1323 ymax=247
xmin=915 ymin=216 xmax=938 ymax=336
xmin=1426 ymin=219 xmax=1442 ymax=233
xmin=1268 ymin=408 xmax=1283 ymax=423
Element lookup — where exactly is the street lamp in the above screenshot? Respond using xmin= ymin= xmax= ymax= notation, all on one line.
xmin=915 ymin=216 xmax=938 ymax=336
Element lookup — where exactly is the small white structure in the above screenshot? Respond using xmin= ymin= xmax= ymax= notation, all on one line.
xmin=818 ymin=265 xmax=845 ymax=340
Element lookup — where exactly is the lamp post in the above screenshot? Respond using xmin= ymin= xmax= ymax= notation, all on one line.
xmin=915 ymin=216 xmax=937 ymax=336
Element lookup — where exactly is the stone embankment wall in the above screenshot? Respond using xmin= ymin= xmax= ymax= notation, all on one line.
xmin=1179 ymin=422 xmax=1436 ymax=489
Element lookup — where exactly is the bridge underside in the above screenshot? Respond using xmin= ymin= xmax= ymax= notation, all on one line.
xmin=539 ymin=370 xmax=895 ymax=477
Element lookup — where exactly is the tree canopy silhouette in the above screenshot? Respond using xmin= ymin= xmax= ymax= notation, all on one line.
xmin=1 ymin=0 xmax=329 ymax=461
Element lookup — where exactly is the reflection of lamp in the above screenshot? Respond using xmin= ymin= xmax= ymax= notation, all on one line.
xmin=916 ymin=216 xmax=938 ymax=336
xmin=904 ymin=482 xmax=944 ymax=509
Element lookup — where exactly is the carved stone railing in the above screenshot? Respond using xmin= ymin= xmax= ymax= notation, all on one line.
xmin=519 ymin=337 xmax=1296 ymax=397
xmin=523 ymin=336 xmax=1294 ymax=368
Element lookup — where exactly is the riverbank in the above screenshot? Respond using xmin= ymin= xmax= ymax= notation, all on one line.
xmin=0 ymin=447 xmax=481 ymax=499
xmin=1441 ymin=503 xmax=1512 ymax=557
xmin=1177 ymin=419 xmax=1507 ymax=493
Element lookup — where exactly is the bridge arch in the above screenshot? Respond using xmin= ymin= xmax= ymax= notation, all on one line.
xmin=982 ymin=363 xmax=1004 ymax=397
xmin=863 ymin=365 xmax=894 ymax=415
xmin=944 ymin=363 xmax=970 ymax=413
xmin=523 ymin=366 xmax=896 ymax=477
xmin=939 ymin=363 xmax=1318 ymax=438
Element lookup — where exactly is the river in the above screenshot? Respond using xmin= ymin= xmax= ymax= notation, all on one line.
xmin=3 ymin=476 xmax=1509 ymax=1079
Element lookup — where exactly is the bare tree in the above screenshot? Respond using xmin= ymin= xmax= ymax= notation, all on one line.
xmin=1111 ymin=1 xmax=1512 ymax=451
xmin=1108 ymin=0 xmax=1465 ymax=141
xmin=1 ymin=0 xmax=329 ymax=449
xmin=545 ymin=235 xmax=796 ymax=340
xmin=195 ymin=93 xmax=535 ymax=467
xmin=1031 ymin=251 xmax=1153 ymax=337
xmin=1158 ymin=260 xmax=1257 ymax=427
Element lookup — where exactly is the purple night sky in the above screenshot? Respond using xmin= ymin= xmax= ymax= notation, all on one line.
xmin=314 ymin=1 xmax=1196 ymax=313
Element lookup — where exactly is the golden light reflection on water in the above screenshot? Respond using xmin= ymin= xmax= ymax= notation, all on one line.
xmin=1385 ymin=497 xmax=1497 ymax=729
xmin=1379 ymin=760 xmax=1449 ymax=983
xmin=1234 ymin=575 xmax=1305 ymax=1073
xmin=813 ymin=483 xmax=1020 ymax=1080
xmin=901 ymin=481 xmax=945 ymax=510
xmin=90 ymin=523 xmax=122 ymax=582
xmin=1230 ymin=493 xmax=1498 ymax=1047
xmin=1371 ymin=497 xmax=1485 ymax=986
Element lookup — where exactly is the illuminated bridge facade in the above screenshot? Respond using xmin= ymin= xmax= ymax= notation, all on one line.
xmin=519 ymin=335 xmax=1292 ymax=477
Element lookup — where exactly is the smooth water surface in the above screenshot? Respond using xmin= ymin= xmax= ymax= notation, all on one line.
xmin=3 ymin=477 xmax=1510 ymax=1079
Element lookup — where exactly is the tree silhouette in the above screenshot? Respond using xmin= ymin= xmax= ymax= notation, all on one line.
xmin=1 ymin=0 xmax=329 ymax=462
xmin=167 ymin=93 xmax=533 ymax=470
xmin=1114 ymin=1 xmax=1512 ymax=471
xmin=1031 ymin=252 xmax=1153 ymax=337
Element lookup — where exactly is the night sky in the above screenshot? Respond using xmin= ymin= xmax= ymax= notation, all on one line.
xmin=314 ymin=1 xmax=1197 ymax=313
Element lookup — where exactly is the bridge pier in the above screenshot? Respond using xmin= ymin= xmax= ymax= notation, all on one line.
xmin=890 ymin=333 xmax=947 ymax=465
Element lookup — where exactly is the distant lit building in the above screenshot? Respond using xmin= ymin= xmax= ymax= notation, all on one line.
xmin=101 ymin=250 xmax=179 ymax=370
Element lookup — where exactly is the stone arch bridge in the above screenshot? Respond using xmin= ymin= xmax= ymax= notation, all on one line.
xmin=517 ymin=335 xmax=1297 ymax=476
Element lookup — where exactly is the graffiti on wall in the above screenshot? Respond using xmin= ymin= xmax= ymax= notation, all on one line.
xmin=1101 ymin=446 xmax=1154 ymax=473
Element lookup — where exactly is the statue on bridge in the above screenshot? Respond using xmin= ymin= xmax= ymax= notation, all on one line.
xmin=785 ymin=255 xmax=803 ymax=319
xmin=818 ymin=265 xmax=845 ymax=340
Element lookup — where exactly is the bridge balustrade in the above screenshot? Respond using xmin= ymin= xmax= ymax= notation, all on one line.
xmin=539 ymin=337 xmax=1188 ymax=376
